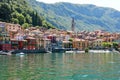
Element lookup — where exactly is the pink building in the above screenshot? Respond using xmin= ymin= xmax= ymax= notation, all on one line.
xmin=6 ymin=23 xmax=22 ymax=39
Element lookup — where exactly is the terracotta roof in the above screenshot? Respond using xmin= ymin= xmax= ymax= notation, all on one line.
xmin=26 ymin=37 xmax=35 ymax=40
xmin=73 ymin=38 xmax=85 ymax=41
xmin=9 ymin=30 xmax=17 ymax=32
xmin=10 ymin=39 xmax=27 ymax=41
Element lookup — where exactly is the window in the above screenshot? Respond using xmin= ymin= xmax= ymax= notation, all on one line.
xmin=82 ymin=43 xmax=85 ymax=47
xmin=79 ymin=43 xmax=81 ymax=47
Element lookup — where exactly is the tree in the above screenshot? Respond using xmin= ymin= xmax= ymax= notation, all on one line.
xmin=35 ymin=12 xmax=38 ymax=26
xmin=113 ymin=42 xmax=119 ymax=50
xmin=32 ymin=11 xmax=35 ymax=26
xmin=17 ymin=14 xmax=25 ymax=25
xmin=0 ymin=3 xmax=12 ymax=22
xmin=16 ymin=7 xmax=22 ymax=13
xmin=85 ymin=48 xmax=89 ymax=53
xmin=113 ymin=42 xmax=118 ymax=47
xmin=102 ymin=42 xmax=112 ymax=49
xmin=42 ymin=20 xmax=47 ymax=28
xmin=11 ymin=18 xmax=19 ymax=24
xmin=0 ymin=0 xmax=55 ymax=29
xmin=32 ymin=11 xmax=42 ymax=26
xmin=22 ymin=23 xmax=29 ymax=29
xmin=68 ymin=38 xmax=73 ymax=48
xmin=69 ymin=38 xmax=73 ymax=42
xmin=11 ymin=12 xmax=25 ymax=25
xmin=26 ymin=14 xmax=32 ymax=24
xmin=11 ymin=12 xmax=19 ymax=18
xmin=36 ymin=14 xmax=43 ymax=26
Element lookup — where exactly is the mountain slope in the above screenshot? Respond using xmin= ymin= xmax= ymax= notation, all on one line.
xmin=0 ymin=0 xmax=55 ymax=29
xmin=27 ymin=0 xmax=120 ymax=32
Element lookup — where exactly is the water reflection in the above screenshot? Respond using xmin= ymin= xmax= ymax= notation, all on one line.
xmin=0 ymin=53 xmax=120 ymax=80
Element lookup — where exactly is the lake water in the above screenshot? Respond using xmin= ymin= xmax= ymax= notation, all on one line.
xmin=0 ymin=53 xmax=120 ymax=80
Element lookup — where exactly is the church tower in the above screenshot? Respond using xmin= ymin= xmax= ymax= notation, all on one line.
xmin=71 ymin=17 xmax=75 ymax=32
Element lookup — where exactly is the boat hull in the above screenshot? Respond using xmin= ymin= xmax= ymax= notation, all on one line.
xmin=52 ymin=48 xmax=65 ymax=53
xmin=12 ymin=49 xmax=47 ymax=54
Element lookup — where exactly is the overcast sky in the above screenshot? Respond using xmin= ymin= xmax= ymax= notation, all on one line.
xmin=36 ymin=0 xmax=120 ymax=11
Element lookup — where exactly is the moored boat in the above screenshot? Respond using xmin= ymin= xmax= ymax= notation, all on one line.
xmin=0 ymin=51 xmax=12 ymax=55
xmin=65 ymin=50 xmax=85 ymax=53
xmin=89 ymin=50 xmax=111 ymax=53
xmin=12 ymin=48 xmax=47 ymax=54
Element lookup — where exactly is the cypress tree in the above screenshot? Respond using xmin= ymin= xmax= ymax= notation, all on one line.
xmin=32 ymin=11 xmax=35 ymax=26
xmin=35 ymin=12 xmax=38 ymax=26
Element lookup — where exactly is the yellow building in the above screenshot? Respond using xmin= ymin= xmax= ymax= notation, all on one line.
xmin=93 ymin=39 xmax=103 ymax=48
xmin=35 ymin=35 xmax=44 ymax=49
xmin=72 ymin=38 xmax=89 ymax=50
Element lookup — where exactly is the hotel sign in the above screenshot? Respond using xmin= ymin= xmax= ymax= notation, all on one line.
xmin=0 ymin=22 xmax=5 ymax=33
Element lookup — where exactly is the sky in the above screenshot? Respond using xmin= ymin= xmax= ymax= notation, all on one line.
xmin=36 ymin=0 xmax=120 ymax=11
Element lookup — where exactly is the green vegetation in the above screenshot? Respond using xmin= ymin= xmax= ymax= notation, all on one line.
xmin=113 ymin=42 xmax=119 ymax=50
xmin=85 ymin=48 xmax=89 ymax=53
xmin=1 ymin=0 xmax=120 ymax=31
xmin=68 ymin=38 xmax=73 ymax=42
xmin=102 ymin=42 xmax=112 ymax=48
xmin=102 ymin=42 xmax=119 ymax=50
xmin=68 ymin=38 xmax=73 ymax=48
xmin=0 ymin=0 xmax=55 ymax=29
xmin=27 ymin=1 xmax=120 ymax=32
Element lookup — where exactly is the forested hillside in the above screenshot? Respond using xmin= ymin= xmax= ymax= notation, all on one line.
xmin=1 ymin=0 xmax=120 ymax=32
xmin=0 ymin=0 xmax=55 ymax=29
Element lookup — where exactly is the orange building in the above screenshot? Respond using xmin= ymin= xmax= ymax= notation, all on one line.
xmin=103 ymin=37 xmax=114 ymax=42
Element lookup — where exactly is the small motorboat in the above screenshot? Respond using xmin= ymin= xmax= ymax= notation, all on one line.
xmin=65 ymin=50 xmax=85 ymax=53
xmin=19 ymin=52 xmax=25 ymax=55
xmin=16 ymin=52 xmax=25 ymax=55
xmin=47 ymin=51 xmax=52 ymax=53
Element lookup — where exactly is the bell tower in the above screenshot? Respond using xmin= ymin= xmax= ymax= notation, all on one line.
xmin=71 ymin=17 xmax=75 ymax=32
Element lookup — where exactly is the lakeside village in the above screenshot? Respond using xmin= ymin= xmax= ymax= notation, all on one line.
xmin=0 ymin=21 xmax=120 ymax=54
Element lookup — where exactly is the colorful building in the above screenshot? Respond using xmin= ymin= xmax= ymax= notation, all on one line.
xmin=0 ymin=22 xmax=11 ymax=51
xmin=63 ymin=41 xmax=72 ymax=48
xmin=0 ymin=33 xmax=11 ymax=51
xmin=93 ymin=39 xmax=103 ymax=49
xmin=73 ymin=38 xmax=89 ymax=50
xmin=6 ymin=23 xmax=22 ymax=39
xmin=26 ymin=37 xmax=37 ymax=50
